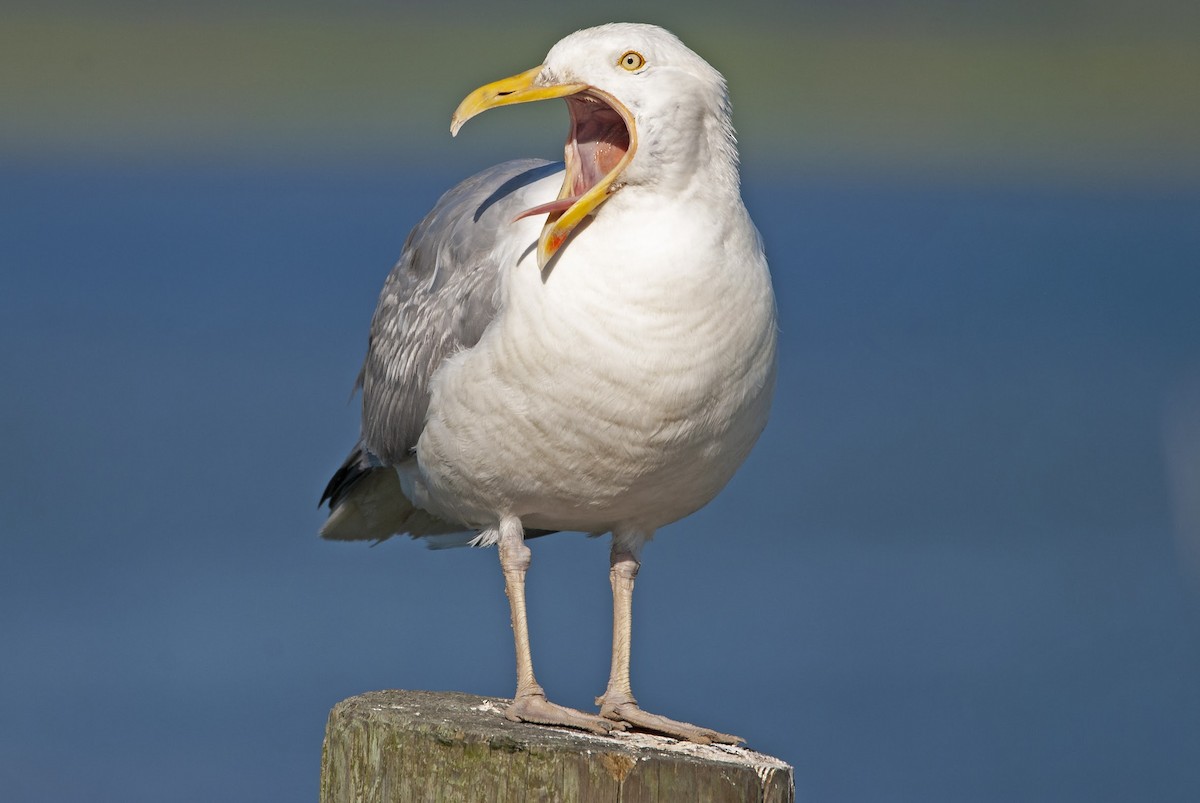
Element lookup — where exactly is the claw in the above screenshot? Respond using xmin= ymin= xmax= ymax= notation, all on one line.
xmin=598 ymin=699 xmax=743 ymax=745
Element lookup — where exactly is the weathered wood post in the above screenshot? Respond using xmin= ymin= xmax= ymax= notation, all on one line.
xmin=320 ymin=690 xmax=794 ymax=802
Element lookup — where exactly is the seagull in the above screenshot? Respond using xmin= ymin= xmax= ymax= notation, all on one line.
xmin=320 ymin=22 xmax=777 ymax=745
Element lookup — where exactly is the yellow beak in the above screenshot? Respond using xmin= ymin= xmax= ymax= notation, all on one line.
xmin=450 ymin=66 xmax=586 ymax=136
xmin=451 ymin=66 xmax=637 ymax=269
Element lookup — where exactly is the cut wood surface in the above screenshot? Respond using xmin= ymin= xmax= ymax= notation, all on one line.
xmin=320 ymin=690 xmax=794 ymax=803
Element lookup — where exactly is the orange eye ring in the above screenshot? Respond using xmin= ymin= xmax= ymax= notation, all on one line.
xmin=618 ymin=50 xmax=646 ymax=71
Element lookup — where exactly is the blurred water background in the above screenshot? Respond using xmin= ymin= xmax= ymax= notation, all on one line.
xmin=2 ymin=2 xmax=1198 ymax=801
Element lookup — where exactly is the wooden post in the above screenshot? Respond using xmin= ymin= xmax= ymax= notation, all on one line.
xmin=320 ymin=690 xmax=794 ymax=803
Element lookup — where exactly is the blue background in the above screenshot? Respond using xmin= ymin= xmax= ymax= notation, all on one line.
xmin=3 ymin=4 xmax=1199 ymax=801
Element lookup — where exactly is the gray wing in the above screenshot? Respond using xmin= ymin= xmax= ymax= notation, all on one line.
xmin=360 ymin=158 xmax=561 ymax=464
xmin=320 ymin=158 xmax=561 ymax=543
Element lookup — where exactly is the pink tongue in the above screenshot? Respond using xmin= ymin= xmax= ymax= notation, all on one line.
xmin=513 ymin=196 xmax=580 ymax=221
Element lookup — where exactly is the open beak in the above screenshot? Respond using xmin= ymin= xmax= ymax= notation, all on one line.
xmin=451 ymin=66 xmax=638 ymax=269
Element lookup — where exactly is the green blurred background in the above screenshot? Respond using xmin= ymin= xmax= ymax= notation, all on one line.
xmin=4 ymin=0 xmax=1198 ymax=185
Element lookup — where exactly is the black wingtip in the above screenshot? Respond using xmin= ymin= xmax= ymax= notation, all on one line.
xmin=320 ymin=443 xmax=377 ymax=510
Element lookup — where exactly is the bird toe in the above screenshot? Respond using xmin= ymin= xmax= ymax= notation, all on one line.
xmin=506 ymin=693 xmax=628 ymax=737
xmin=598 ymin=700 xmax=743 ymax=745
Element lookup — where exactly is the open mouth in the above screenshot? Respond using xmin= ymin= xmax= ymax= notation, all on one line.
xmin=515 ymin=89 xmax=636 ymax=223
xmin=449 ymin=68 xmax=639 ymax=267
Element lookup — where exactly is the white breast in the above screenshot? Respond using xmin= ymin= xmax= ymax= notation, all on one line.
xmin=405 ymin=192 xmax=777 ymax=534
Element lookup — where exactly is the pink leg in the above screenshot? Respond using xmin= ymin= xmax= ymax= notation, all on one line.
xmin=496 ymin=517 xmax=623 ymax=736
xmin=595 ymin=540 xmax=743 ymax=745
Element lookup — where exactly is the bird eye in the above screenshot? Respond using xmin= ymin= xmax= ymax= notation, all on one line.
xmin=618 ymin=50 xmax=646 ymax=71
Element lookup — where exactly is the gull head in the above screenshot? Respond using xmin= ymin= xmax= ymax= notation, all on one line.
xmin=451 ymin=23 xmax=738 ymax=268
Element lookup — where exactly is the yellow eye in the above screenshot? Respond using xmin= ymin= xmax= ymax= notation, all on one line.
xmin=618 ymin=50 xmax=646 ymax=71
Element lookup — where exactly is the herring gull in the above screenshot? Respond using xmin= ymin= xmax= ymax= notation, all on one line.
xmin=320 ymin=22 xmax=777 ymax=744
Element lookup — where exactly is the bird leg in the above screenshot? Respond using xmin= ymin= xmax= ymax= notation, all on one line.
xmin=496 ymin=517 xmax=623 ymax=736
xmin=595 ymin=541 xmax=744 ymax=745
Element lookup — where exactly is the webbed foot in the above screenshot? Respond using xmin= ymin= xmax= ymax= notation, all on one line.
xmin=506 ymin=690 xmax=628 ymax=737
xmin=596 ymin=693 xmax=743 ymax=745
